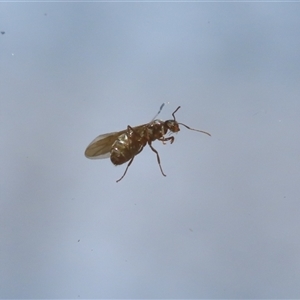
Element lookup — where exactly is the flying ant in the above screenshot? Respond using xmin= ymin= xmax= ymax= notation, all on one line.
xmin=85 ymin=105 xmax=211 ymax=182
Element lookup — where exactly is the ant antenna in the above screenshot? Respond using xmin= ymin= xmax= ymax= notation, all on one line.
xmin=172 ymin=106 xmax=211 ymax=136
xmin=172 ymin=106 xmax=181 ymax=120
xmin=151 ymin=102 xmax=169 ymax=121
xmin=178 ymin=123 xmax=211 ymax=136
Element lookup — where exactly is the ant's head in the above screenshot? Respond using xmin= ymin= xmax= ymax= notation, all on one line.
xmin=164 ymin=106 xmax=181 ymax=133
xmin=165 ymin=106 xmax=211 ymax=136
xmin=165 ymin=119 xmax=180 ymax=133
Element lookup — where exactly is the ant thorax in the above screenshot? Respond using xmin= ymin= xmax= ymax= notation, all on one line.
xmin=146 ymin=119 xmax=168 ymax=141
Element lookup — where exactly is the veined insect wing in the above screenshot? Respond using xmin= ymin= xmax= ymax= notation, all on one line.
xmin=85 ymin=131 xmax=122 ymax=159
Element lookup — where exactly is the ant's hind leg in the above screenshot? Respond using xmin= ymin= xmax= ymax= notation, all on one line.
xmin=148 ymin=142 xmax=166 ymax=177
xmin=116 ymin=156 xmax=135 ymax=182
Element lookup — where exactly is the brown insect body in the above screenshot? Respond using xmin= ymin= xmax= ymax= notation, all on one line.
xmin=85 ymin=106 xmax=210 ymax=182
xmin=110 ymin=125 xmax=146 ymax=165
xmin=110 ymin=119 xmax=178 ymax=165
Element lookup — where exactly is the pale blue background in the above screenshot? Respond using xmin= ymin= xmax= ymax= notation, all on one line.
xmin=1 ymin=2 xmax=300 ymax=298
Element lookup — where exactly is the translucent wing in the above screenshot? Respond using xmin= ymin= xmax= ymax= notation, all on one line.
xmin=84 ymin=123 xmax=151 ymax=159
xmin=85 ymin=131 xmax=126 ymax=159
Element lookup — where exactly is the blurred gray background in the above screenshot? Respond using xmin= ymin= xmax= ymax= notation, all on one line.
xmin=1 ymin=2 xmax=300 ymax=298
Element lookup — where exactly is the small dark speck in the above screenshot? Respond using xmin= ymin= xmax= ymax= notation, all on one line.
xmin=189 ymin=228 xmax=193 ymax=232
xmin=1 ymin=31 xmax=5 ymax=35
xmin=78 ymin=239 xmax=80 ymax=242
xmin=44 ymin=13 xmax=47 ymax=16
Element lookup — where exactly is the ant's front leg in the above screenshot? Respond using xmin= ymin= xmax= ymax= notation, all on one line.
xmin=159 ymin=136 xmax=174 ymax=145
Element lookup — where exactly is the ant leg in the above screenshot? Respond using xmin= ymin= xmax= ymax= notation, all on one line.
xmin=159 ymin=136 xmax=174 ymax=145
xmin=116 ymin=156 xmax=135 ymax=183
xmin=148 ymin=142 xmax=166 ymax=177
xmin=126 ymin=125 xmax=135 ymax=135
xmin=116 ymin=146 xmax=144 ymax=182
